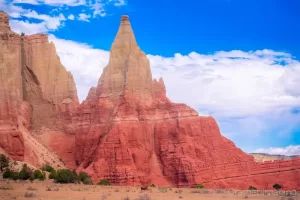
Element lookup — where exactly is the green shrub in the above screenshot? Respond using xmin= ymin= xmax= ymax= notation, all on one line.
xmin=18 ymin=164 xmax=32 ymax=180
xmin=83 ymin=177 xmax=93 ymax=185
xmin=48 ymin=170 xmax=57 ymax=179
xmin=3 ymin=168 xmax=12 ymax=179
xmin=150 ymin=184 xmax=155 ymax=187
xmin=33 ymin=169 xmax=45 ymax=181
xmin=54 ymin=169 xmax=76 ymax=183
xmin=248 ymin=186 xmax=257 ymax=190
xmin=194 ymin=184 xmax=205 ymax=189
xmin=0 ymin=154 xmax=9 ymax=171
xmin=11 ymin=171 xmax=19 ymax=181
xmin=97 ymin=179 xmax=110 ymax=186
xmin=273 ymin=184 xmax=282 ymax=190
xmin=78 ymin=172 xmax=89 ymax=182
xmin=41 ymin=164 xmax=54 ymax=173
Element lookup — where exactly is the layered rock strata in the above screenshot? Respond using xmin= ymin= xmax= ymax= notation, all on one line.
xmin=1 ymin=11 xmax=299 ymax=190
xmin=73 ymin=15 xmax=300 ymax=190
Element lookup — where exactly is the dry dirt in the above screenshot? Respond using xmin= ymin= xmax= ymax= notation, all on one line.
xmin=0 ymin=180 xmax=298 ymax=200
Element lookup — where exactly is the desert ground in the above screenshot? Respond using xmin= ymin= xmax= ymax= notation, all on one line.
xmin=0 ymin=179 xmax=298 ymax=200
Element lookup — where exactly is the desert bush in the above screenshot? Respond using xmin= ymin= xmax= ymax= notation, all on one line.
xmin=78 ymin=172 xmax=89 ymax=181
xmin=97 ymin=179 xmax=111 ymax=186
xmin=137 ymin=193 xmax=151 ymax=200
xmin=248 ymin=186 xmax=257 ymax=190
xmin=54 ymin=169 xmax=76 ymax=183
xmin=24 ymin=192 xmax=36 ymax=198
xmin=11 ymin=171 xmax=19 ymax=181
xmin=19 ymin=164 xmax=33 ymax=180
xmin=41 ymin=164 xmax=54 ymax=172
xmin=3 ymin=168 xmax=12 ymax=179
xmin=0 ymin=154 xmax=9 ymax=171
xmin=194 ymin=184 xmax=205 ymax=189
xmin=33 ymin=169 xmax=45 ymax=180
xmin=150 ymin=184 xmax=155 ymax=187
xmin=83 ymin=177 xmax=93 ymax=185
xmin=49 ymin=170 xmax=57 ymax=179
xmin=273 ymin=183 xmax=282 ymax=190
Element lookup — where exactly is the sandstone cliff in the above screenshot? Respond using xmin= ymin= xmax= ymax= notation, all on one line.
xmin=1 ymin=11 xmax=300 ymax=190
xmin=0 ymin=11 xmax=78 ymax=168
xmin=72 ymin=16 xmax=300 ymax=190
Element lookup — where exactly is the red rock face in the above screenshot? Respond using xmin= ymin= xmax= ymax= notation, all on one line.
xmin=0 ymin=11 xmax=299 ymax=190
xmin=0 ymin=11 xmax=78 ymax=167
xmin=72 ymin=16 xmax=300 ymax=190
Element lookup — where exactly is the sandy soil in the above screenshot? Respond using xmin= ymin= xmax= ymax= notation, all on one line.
xmin=0 ymin=180 xmax=298 ymax=200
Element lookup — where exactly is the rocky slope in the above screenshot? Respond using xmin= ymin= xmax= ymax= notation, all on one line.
xmin=0 ymin=11 xmax=300 ymax=190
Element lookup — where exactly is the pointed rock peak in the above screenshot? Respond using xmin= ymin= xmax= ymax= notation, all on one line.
xmin=121 ymin=15 xmax=129 ymax=23
xmin=111 ymin=15 xmax=137 ymax=51
xmin=0 ymin=11 xmax=11 ymax=32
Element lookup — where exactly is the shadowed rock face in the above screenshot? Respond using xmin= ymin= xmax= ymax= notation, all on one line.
xmin=72 ymin=16 xmax=300 ymax=190
xmin=1 ymin=12 xmax=300 ymax=190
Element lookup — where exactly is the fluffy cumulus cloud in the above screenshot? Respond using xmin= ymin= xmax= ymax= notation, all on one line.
xmin=255 ymin=145 xmax=300 ymax=156
xmin=48 ymin=36 xmax=300 ymax=155
xmin=0 ymin=0 xmax=126 ymax=34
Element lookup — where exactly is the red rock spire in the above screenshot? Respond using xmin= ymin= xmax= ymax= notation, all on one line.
xmin=96 ymin=15 xmax=153 ymax=102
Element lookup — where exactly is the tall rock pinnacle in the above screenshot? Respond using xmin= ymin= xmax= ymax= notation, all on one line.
xmin=0 ymin=11 xmax=11 ymax=32
xmin=96 ymin=15 xmax=153 ymax=102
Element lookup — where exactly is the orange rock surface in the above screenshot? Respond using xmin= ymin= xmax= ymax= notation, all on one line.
xmin=0 ymin=11 xmax=299 ymax=190
xmin=0 ymin=11 xmax=78 ymax=168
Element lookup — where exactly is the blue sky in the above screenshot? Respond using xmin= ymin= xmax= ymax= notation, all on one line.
xmin=1 ymin=0 xmax=300 ymax=155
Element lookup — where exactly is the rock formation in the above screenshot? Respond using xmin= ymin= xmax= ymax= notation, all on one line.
xmin=72 ymin=15 xmax=300 ymax=190
xmin=1 ymin=11 xmax=300 ymax=190
xmin=0 ymin=10 xmax=78 ymax=168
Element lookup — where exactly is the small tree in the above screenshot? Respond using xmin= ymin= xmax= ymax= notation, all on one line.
xmin=18 ymin=164 xmax=32 ymax=180
xmin=21 ymin=32 xmax=25 ymax=36
xmin=0 ymin=154 xmax=9 ymax=171
xmin=273 ymin=183 xmax=282 ymax=190
xmin=97 ymin=179 xmax=110 ymax=186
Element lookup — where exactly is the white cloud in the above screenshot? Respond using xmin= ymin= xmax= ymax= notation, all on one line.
xmin=255 ymin=145 xmax=300 ymax=156
xmin=23 ymin=10 xmax=66 ymax=30
xmin=68 ymin=14 xmax=75 ymax=20
xmin=91 ymin=0 xmax=106 ymax=17
xmin=10 ymin=20 xmax=48 ymax=34
xmin=78 ymin=13 xmax=91 ymax=22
